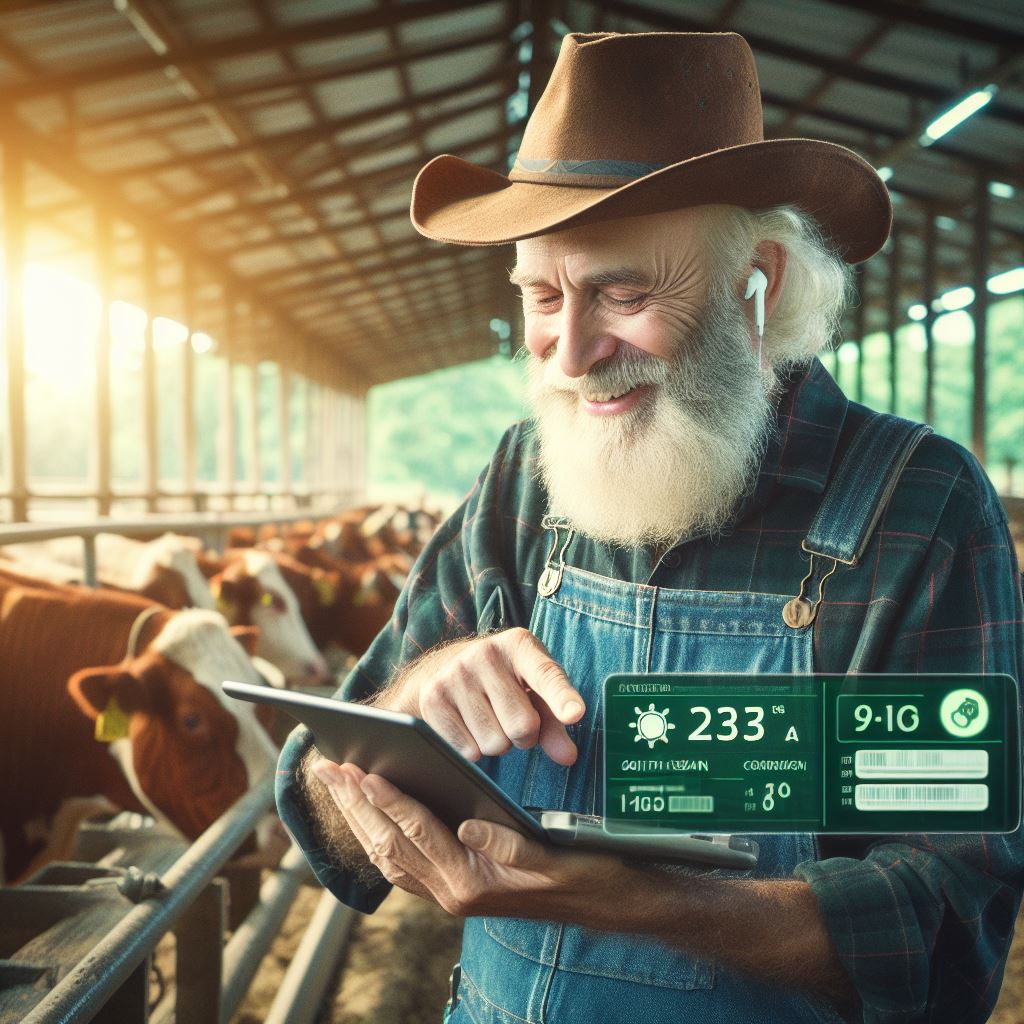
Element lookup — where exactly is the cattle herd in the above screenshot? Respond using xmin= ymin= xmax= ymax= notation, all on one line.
xmin=0 ymin=503 xmax=441 ymax=884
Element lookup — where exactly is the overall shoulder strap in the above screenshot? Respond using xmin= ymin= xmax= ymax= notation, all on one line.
xmin=803 ymin=412 xmax=933 ymax=567
xmin=782 ymin=411 xmax=932 ymax=629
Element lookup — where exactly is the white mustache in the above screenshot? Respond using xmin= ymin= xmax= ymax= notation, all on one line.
xmin=538 ymin=351 xmax=670 ymax=397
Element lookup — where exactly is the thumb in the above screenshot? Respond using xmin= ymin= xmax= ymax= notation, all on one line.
xmin=459 ymin=820 xmax=545 ymax=868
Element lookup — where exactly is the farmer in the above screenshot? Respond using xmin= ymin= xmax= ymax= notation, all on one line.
xmin=277 ymin=31 xmax=1024 ymax=1023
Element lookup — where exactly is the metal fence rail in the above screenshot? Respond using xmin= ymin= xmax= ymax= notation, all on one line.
xmin=1 ymin=507 xmax=360 ymax=1023
xmin=6 ymin=778 xmax=353 ymax=1024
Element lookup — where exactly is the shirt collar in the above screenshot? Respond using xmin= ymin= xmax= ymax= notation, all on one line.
xmin=758 ymin=356 xmax=849 ymax=496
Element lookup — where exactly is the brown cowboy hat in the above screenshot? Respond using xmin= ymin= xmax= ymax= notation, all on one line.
xmin=411 ymin=32 xmax=891 ymax=263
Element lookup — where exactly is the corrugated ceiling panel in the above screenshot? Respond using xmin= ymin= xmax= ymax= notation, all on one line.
xmin=407 ymin=40 xmax=504 ymax=92
xmin=311 ymin=66 xmax=404 ymax=117
xmin=397 ymin=2 xmax=507 ymax=47
xmin=291 ymin=29 xmax=391 ymax=69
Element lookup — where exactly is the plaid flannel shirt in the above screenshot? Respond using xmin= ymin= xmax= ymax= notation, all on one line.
xmin=277 ymin=356 xmax=1024 ymax=1024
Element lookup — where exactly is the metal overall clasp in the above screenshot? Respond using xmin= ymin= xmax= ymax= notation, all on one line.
xmin=538 ymin=515 xmax=575 ymax=597
xmin=782 ymin=542 xmax=848 ymax=629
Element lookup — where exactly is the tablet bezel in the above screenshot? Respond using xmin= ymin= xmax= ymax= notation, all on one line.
xmin=223 ymin=679 xmax=548 ymax=840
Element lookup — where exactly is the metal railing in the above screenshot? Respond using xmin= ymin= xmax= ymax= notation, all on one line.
xmin=0 ymin=506 xmax=364 ymax=1022
xmin=6 ymin=778 xmax=354 ymax=1024
xmin=0 ymin=505 xmax=356 ymax=586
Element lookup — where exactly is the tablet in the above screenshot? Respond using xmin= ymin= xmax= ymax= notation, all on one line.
xmin=224 ymin=679 xmax=758 ymax=869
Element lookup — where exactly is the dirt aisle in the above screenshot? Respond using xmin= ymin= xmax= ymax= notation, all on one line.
xmin=233 ymin=885 xmax=1024 ymax=1023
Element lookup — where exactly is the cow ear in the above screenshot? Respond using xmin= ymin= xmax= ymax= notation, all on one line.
xmin=68 ymin=667 xmax=146 ymax=721
xmin=211 ymin=574 xmax=238 ymax=620
xmin=230 ymin=624 xmax=261 ymax=656
xmin=312 ymin=570 xmax=337 ymax=607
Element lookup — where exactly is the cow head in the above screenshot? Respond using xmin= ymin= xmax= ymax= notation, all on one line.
xmin=66 ymin=610 xmax=278 ymax=839
xmin=211 ymin=551 xmax=328 ymax=686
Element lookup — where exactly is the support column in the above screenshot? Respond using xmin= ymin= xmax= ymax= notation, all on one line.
xmin=278 ymin=360 xmax=291 ymax=502
xmin=3 ymin=143 xmax=28 ymax=521
xmin=971 ymin=177 xmax=990 ymax=464
xmin=923 ymin=207 xmax=937 ymax=425
xmin=853 ymin=266 xmax=866 ymax=404
xmin=182 ymin=260 xmax=197 ymax=507
xmin=221 ymin=292 xmax=236 ymax=503
xmin=886 ymin=226 xmax=901 ymax=415
xmin=248 ymin=360 xmax=262 ymax=501
xmin=94 ymin=207 xmax=113 ymax=516
xmin=142 ymin=235 xmax=159 ymax=512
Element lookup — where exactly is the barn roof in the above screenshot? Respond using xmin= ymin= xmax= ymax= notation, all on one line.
xmin=1 ymin=0 xmax=1021 ymax=387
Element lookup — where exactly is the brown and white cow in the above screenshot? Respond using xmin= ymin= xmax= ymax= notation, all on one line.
xmin=2 ymin=532 xmax=215 ymax=610
xmin=208 ymin=549 xmax=329 ymax=686
xmin=0 ymin=581 xmax=277 ymax=881
xmin=268 ymin=550 xmax=403 ymax=658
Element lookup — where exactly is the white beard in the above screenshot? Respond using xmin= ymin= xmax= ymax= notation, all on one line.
xmin=526 ymin=284 xmax=783 ymax=549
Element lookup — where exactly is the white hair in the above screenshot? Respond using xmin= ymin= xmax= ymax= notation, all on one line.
xmin=698 ymin=205 xmax=855 ymax=371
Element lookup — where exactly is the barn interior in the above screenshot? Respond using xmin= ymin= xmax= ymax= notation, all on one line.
xmin=0 ymin=1 xmax=1022 ymax=1022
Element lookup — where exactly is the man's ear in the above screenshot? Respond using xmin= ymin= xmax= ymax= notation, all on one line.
xmin=751 ymin=240 xmax=787 ymax=323
xmin=67 ymin=667 xmax=146 ymax=720
xmin=230 ymin=624 xmax=261 ymax=657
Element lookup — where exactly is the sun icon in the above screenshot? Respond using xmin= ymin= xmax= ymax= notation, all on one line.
xmin=629 ymin=704 xmax=676 ymax=748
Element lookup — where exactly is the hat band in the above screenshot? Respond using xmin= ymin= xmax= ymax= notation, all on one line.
xmin=510 ymin=156 xmax=670 ymax=188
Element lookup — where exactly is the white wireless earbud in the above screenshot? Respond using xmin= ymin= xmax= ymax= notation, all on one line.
xmin=744 ymin=267 xmax=768 ymax=365
xmin=744 ymin=268 xmax=768 ymax=338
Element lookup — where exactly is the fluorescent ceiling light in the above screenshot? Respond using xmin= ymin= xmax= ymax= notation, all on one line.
xmin=877 ymin=166 xmax=893 ymax=181
xmin=935 ymin=215 xmax=958 ymax=231
xmin=907 ymin=303 xmax=927 ymax=321
xmin=988 ymin=181 xmax=1015 ymax=199
xmin=937 ymin=286 xmax=975 ymax=311
xmin=920 ymin=84 xmax=997 ymax=145
xmin=988 ymin=267 xmax=1024 ymax=295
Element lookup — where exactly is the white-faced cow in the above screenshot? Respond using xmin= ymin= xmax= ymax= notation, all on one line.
xmin=0 ymin=581 xmax=277 ymax=882
xmin=209 ymin=549 xmax=329 ymax=686
xmin=2 ymin=532 xmax=215 ymax=610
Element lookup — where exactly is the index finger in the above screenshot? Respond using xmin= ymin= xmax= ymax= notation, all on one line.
xmin=507 ymin=630 xmax=585 ymax=724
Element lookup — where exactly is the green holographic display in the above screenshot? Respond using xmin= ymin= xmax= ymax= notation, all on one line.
xmin=602 ymin=674 xmax=1020 ymax=835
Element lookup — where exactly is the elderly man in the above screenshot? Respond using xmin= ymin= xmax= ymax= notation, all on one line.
xmin=276 ymin=31 xmax=1024 ymax=1024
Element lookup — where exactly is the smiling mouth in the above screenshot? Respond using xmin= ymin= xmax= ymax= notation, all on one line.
xmin=583 ymin=386 xmax=637 ymax=402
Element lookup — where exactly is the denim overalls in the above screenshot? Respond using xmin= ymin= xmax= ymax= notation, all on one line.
xmin=447 ymin=413 xmax=931 ymax=1024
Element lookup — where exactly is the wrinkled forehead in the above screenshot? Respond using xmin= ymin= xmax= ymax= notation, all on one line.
xmin=513 ymin=207 xmax=712 ymax=276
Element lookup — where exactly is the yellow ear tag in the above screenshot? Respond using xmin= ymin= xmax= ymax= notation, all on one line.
xmin=314 ymin=576 xmax=336 ymax=606
xmin=260 ymin=592 xmax=273 ymax=607
xmin=95 ymin=695 xmax=130 ymax=743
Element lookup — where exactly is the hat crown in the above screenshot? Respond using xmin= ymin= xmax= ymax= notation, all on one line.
xmin=515 ymin=32 xmax=763 ymax=180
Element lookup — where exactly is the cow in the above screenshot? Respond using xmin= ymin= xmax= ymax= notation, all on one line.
xmin=268 ymin=550 xmax=402 ymax=658
xmin=2 ymin=532 xmax=215 ymax=610
xmin=0 ymin=580 xmax=278 ymax=882
xmin=208 ymin=549 xmax=329 ymax=686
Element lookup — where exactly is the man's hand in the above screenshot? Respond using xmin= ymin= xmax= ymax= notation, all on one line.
xmin=309 ymin=759 xmax=625 ymax=918
xmin=372 ymin=627 xmax=586 ymax=766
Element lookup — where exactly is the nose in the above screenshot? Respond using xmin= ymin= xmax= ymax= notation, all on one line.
xmin=305 ymin=658 xmax=330 ymax=683
xmin=556 ymin=296 xmax=619 ymax=378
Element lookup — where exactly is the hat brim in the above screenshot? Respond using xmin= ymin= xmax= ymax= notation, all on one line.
xmin=411 ymin=138 xmax=891 ymax=264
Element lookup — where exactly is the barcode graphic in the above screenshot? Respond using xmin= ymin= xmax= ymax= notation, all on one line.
xmin=855 ymin=749 xmax=988 ymax=780
xmin=668 ymin=795 xmax=714 ymax=813
xmin=855 ymin=783 xmax=989 ymax=811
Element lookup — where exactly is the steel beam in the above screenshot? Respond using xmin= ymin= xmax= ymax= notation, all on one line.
xmin=923 ymin=208 xmax=937 ymax=424
xmin=183 ymin=260 xmax=198 ymax=502
xmin=887 ymin=226 xmax=901 ymax=415
xmin=2 ymin=0 xmax=493 ymax=101
xmin=972 ymin=176 xmax=991 ymax=463
xmin=95 ymin=206 xmax=114 ymax=516
xmin=853 ymin=265 xmax=866 ymax=404
xmin=2 ymin=142 xmax=29 ymax=521
xmin=142 ymin=235 xmax=159 ymax=512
